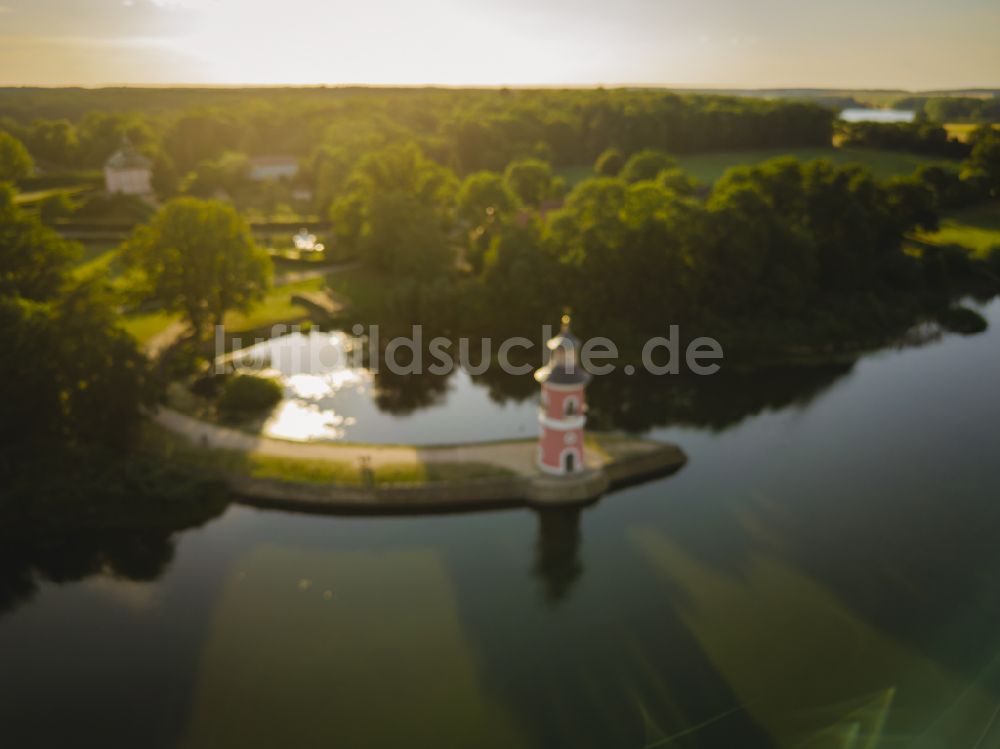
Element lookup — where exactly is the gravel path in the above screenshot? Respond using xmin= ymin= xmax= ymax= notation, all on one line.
xmin=154 ymin=407 xmax=583 ymax=477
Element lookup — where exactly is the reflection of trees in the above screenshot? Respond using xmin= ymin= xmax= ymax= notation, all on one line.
xmin=0 ymin=530 xmax=178 ymax=615
xmin=365 ymin=326 xmax=858 ymax=433
xmin=0 ymin=475 xmax=228 ymax=617
xmin=532 ymin=507 xmax=584 ymax=604
xmin=586 ymin=363 xmax=856 ymax=433
xmin=370 ymin=368 xmax=454 ymax=415
xmin=470 ymin=363 xmax=539 ymax=406
xmin=470 ymin=359 xmax=856 ymax=433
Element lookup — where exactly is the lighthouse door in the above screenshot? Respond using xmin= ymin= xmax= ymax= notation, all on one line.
xmin=564 ymin=451 xmax=575 ymax=473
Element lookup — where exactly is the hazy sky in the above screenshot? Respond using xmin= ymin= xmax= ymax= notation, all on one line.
xmin=0 ymin=0 xmax=997 ymax=89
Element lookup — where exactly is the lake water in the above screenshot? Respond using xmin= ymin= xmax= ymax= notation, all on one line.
xmin=233 ymin=330 xmax=541 ymax=443
xmin=840 ymin=107 xmax=916 ymax=123
xmin=4 ymin=301 xmax=1000 ymax=747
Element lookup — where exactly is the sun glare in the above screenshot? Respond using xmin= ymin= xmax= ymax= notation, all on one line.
xmin=156 ymin=0 xmax=593 ymax=85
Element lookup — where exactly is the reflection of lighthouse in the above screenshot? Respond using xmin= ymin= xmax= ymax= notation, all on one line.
xmin=532 ymin=507 xmax=583 ymax=603
xmin=534 ymin=314 xmax=591 ymax=475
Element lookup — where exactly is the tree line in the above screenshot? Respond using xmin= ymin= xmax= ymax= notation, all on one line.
xmin=0 ymin=88 xmax=833 ymax=198
xmin=329 ymin=132 xmax=1000 ymax=348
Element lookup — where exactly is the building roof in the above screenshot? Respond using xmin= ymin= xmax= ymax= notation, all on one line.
xmin=534 ymin=363 xmax=591 ymax=386
xmin=105 ymin=141 xmax=151 ymax=170
xmin=534 ymin=314 xmax=591 ymax=386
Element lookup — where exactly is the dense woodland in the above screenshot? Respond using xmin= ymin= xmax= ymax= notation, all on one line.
xmin=2 ymin=87 xmax=1000 ymax=507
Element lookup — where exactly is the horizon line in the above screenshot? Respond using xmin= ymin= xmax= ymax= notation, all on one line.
xmin=1 ymin=82 xmax=999 ymax=94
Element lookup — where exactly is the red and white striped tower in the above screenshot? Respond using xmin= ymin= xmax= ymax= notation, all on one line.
xmin=534 ymin=314 xmax=591 ymax=475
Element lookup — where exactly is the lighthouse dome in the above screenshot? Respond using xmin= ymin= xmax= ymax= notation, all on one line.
xmin=534 ymin=314 xmax=592 ymax=385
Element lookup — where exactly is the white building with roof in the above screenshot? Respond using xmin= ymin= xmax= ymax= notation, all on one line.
xmin=104 ymin=140 xmax=152 ymax=196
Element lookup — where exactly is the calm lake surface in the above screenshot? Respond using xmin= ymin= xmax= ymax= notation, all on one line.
xmin=4 ymin=301 xmax=1000 ymax=748
xmin=840 ymin=107 xmax=916 ymax=123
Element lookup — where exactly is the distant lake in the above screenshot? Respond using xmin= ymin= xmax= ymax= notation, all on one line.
xmin=840 ymin=107 xmax=916 ymax=123
xmin=4 ymin=301 xmax=1000 ymax=747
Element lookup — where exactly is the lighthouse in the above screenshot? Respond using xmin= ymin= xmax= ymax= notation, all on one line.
xmin=534 ymin=314 xmax=591 ymax=475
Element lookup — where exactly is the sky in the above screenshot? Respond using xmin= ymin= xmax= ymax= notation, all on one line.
xmin=0 ymin=0 xmax=997 ymax=89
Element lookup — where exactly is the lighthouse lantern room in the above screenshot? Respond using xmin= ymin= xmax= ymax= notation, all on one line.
xmin=534 ymin=315 xmax=591 ymax=475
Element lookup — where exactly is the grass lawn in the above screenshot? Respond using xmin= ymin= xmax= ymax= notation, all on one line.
xmin=13 ymin=185 xmax=92 ymax=205
xmin=123 ymin=310 xmax=180 ymax=344
xmin=559 ymin=147 xmax=956 ymax=187
xmin=146 ymin=422 xmax=513 ymax=486
xmin=223 ymin=275 xmax=324 ymax=332
xmin=914 ymin=200 xmax=1000 ymax=258
xmin=123 ymin=276 xmax=327 ymax=345
xmin=70 ymin=240 xmax=121 ymax=280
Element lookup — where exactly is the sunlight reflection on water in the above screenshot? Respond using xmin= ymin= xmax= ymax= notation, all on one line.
xmin=233 ymin=331 xmax=370 ymax=441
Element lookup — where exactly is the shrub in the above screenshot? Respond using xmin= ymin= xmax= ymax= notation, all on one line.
xmin=189 ymin=372 xmax=228 ymax=398
xmin=937 ymin=306 xmax=988 ymax=335
xmin=217 ymin=374 xmax=283 ymax=416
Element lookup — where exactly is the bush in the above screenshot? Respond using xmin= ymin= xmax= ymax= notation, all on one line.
xmin=217 ymin=374 xmax=283 ymax=416
xmin=937 ymin=306 xmax=988 ymax=335
xmin=189 ymin=372 xmax=228 ymax=398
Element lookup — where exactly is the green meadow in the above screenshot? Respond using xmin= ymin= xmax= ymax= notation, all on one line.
xmin=559 ymin=147 xmax=955 ymax=187
xmin=916 ymin=200 xmax=1000 ymax=257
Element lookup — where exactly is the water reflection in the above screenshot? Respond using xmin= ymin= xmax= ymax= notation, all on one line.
xmin=0 ymin=529 xmax=179 ymax=615
xmin=5 ymin=305 xmax=1000 ymax=747
xmin=532 ymin=507 xmax=584 ymax=604
xmin=230 ymin=329 xmax=863 ymax=444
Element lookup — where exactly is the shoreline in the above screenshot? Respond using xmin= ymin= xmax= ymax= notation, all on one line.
xmin=155 ymin=407 xmax=687 ymax=514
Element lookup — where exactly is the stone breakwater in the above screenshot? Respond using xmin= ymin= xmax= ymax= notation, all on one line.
xmin=155 ymin=407 xmax=686 ymax=515
xmin=227 ymin=441 xmax=687 ymax=515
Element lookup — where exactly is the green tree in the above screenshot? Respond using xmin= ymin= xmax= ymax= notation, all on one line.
xmin=656 ymin=167 xmax=699 ymax=197
xmin=361 ymin=192 xmax=453 ymax=279
xmin=456 ymin=171 xmax=519 ymax=271
xmin=0 ymin=187 xmax=154 ymax=479
xmin=480 ymin=218 xmax=560 ymax=334
xmin=0 ymin=132 xmax=33 ymax=182
xmin=26 ymin=119 xmax=78 ymax=166
xmin=0 ymin=184 xmax=76 ymax=299
xmin=594 ymin=148 xmax=624 ymax=177
xmin=456 ymin=171 xmax=519 ymax=227
xmin=329 ymin=142 xmax=457 ymax=276
xmin=965 ymin=130 xmax=1000 ymax=196
xmin=125 ymin=198 xmax=272 ymax=336
xmin=37 ymin=191 xmax=76 ymax=225
xmin=620 ymin=149 xmax=676 ymax=183
xmin=504 ymin=158 xmax=562 ymax=207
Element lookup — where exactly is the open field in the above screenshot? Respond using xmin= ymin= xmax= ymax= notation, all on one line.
xmin=675 ymin=147 xmax=955 ymax=183
xmin=559 ymin=147 xmax=957 ymax=187
xmin=944 ymin=123 xmax=1000 ymax=143
xmin=914 ymin=200 xmax=1000 ymax=258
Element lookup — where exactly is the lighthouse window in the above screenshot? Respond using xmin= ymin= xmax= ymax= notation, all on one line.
xmin=564 ymin=398 xmax=577 ymax=416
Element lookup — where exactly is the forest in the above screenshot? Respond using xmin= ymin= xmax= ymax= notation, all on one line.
xmin=2 ymin=86 xmax=1000 ymax=508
